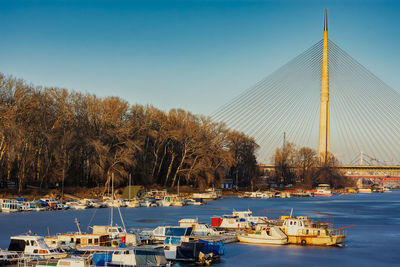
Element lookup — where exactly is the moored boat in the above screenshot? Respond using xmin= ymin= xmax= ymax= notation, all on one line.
xmin=238 ymin=224 xmax=288 ymax=245
xmin=314 ymin=184 xmax=333 ymax=196
xmin=0 ymin=250 xmax=19 ymax=265
xmin=88 ymin=246 xmax=167 ymax=267
xmin=8 ymin=234 xmax=67 ymax=259
xmin=0 ymin=199 xmax=20 ymax=213
xmin=279 ymin=216 xmax=347 ymax=246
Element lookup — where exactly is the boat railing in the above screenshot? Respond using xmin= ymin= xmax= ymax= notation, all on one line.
xmin=334 ymin=225 xmax=356 ymax=236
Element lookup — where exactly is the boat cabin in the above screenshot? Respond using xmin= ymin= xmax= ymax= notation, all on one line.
xmin=282 ymin=217 xmax=329 ymax=236
xmin=151 ymin=226 xmax=193 ymax=242
xmin=8 ymin=234 xmax=66 ymax=259
xmin=45 ymin=233 xmax=111 ymax=249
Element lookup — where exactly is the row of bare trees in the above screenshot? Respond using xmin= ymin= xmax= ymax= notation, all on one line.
xmin=0 ymin=74 xmax=259 ymax=192
xmin=272 ymin=143 xmax=351 ymax=188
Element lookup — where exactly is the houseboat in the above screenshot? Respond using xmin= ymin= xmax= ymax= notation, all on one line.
xmin=45 ymin=233 xmax=111 ymax=250
xmin=0 ymin=200 xmax=20 ymax=213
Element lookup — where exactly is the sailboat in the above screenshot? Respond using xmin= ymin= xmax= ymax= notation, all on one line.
xmin=125 ymin=174 xmax=140 ymax=208
xmin=90 ymin=173 xmax=141 ymax=246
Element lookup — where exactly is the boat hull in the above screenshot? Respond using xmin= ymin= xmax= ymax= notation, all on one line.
xmin=238 ymin=235 xmax=287 ymax=245
xmin=287 ymin=235 xmax=346 ymax=246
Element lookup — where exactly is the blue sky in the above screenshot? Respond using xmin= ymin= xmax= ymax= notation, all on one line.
xmin=1 ymin=0 xmax=399 ymax=115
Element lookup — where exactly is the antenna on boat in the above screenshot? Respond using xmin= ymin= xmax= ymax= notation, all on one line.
xmin=290 ymin=208 xmax=293 ymax=219
xmin=117 ymin=205 xmax=127 ymax=234
xmin=129 ymin=173 xmax=131 ymax=201
xmin=75 ymin=218 xmax=82 ymax=234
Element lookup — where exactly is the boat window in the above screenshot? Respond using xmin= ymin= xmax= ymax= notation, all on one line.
xmin=33 ymin=250 xmax=38 ymax=253
xmin=294 ymin=222 xmax=297 ymax=225
xmin=25 ymin=240 xmax=30 ymax=246
xmin=94 ymin=239 xmax=98 ymax=244
xmin=76 ymin=239 xmax=81 ymax=244
xmin=124 ymin=251 xmax=130 ymax=254
xmin=31 ymin=240 xmax=36 ymax=246
xmin=118 ymin=228 xmax=123 ymax=233
xmin=290 ymin=221 xmax=292 ymax=225
xmin=88 ymin=239 xmax=92 ymax=244
xmin=306 ymin=230 xmax=309 ymax=234
xmin=318 ymin=230 xmax=321 ymax=235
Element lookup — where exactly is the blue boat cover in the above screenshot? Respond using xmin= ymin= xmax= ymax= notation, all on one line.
xmin=92 ymin=252 xmax=113 ymax=265
xmin=198 ymin=240 xmax=225 ymax=256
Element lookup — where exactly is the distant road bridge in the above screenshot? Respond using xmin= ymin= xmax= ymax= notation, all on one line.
xmin=258 ymin=164 xmax=400 ymax=178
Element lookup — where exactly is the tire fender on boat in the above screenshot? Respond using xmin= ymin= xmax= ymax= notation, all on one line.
xmin=301 ymin=239 xmax=306 ymax=245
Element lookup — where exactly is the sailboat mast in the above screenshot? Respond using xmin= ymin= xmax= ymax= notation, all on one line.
xmin=129 ymin=173 xmax=131 ymax=201
xmin=111 ymin=173 xmax=114 ymax=226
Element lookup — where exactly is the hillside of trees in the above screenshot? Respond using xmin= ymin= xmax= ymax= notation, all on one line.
xmin=0 ymin=73 xmax=259 ymax=192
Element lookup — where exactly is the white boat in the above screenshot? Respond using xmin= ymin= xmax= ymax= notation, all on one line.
xmin=104 ymin=197 xmax=126 ymax=208
xmin=238 ymin=225 xmax=288 ymax=245
xmin=139 ymin=199 xmax=154 ymax=207
xmin=141 ymin=226 xmax=193 ymax=243
xmin=178 ymin=218 xmax=222 ymax=236
xmin=8 ymin=234 xmax=67 ymax=259
xmin=91 ymin=225 xmax=140 ymax=246
xmin=86 ymin=246 xmax=167 ymax=267
xmin=192 ymin=188 xmax=221 ymax=200
xmin=36 ymin=258 xmax=90 ymax=267
xmin=66 ymin=201 xmax=87 ymax=210
xmin=184 ymin=198 xmax=205 ymax=205
xmin=0 ymin=199 xmax=20 ymax=213
xmin=211 ymin=210 xmax=267 ymax=230
xmin=19 ymin=202 xmax=33 ymax=212
xmin=358 ymin=188 xmax=372 ymax=193
xmin=125 ymin=199 xmax=140 ymax=208
xmin=314 ymin=184 xmax=333 ymax=196
xmin=161 ymin=194 xmax=185 ymax=207
xmin=211 ymin=215 xmax=252 ymax=230
xmin=109 ymin=246 xmax=167 ymax=266
xmin=232 ymin=210 xmax=268 ymax=224
xmin=80 ymin=199 xmax=105 ymax=208
xmin=0 ymin=249 xmax=19 ymax=265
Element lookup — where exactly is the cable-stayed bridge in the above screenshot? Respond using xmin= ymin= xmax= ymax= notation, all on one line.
xmin=211 ymin=10 xmax=400 ymax=177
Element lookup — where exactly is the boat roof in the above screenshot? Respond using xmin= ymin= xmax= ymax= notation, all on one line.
xmin=77 ymin=245 xmax=163 ymax=252
xmin=10 ymin=235 xmax=45 ymax=240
